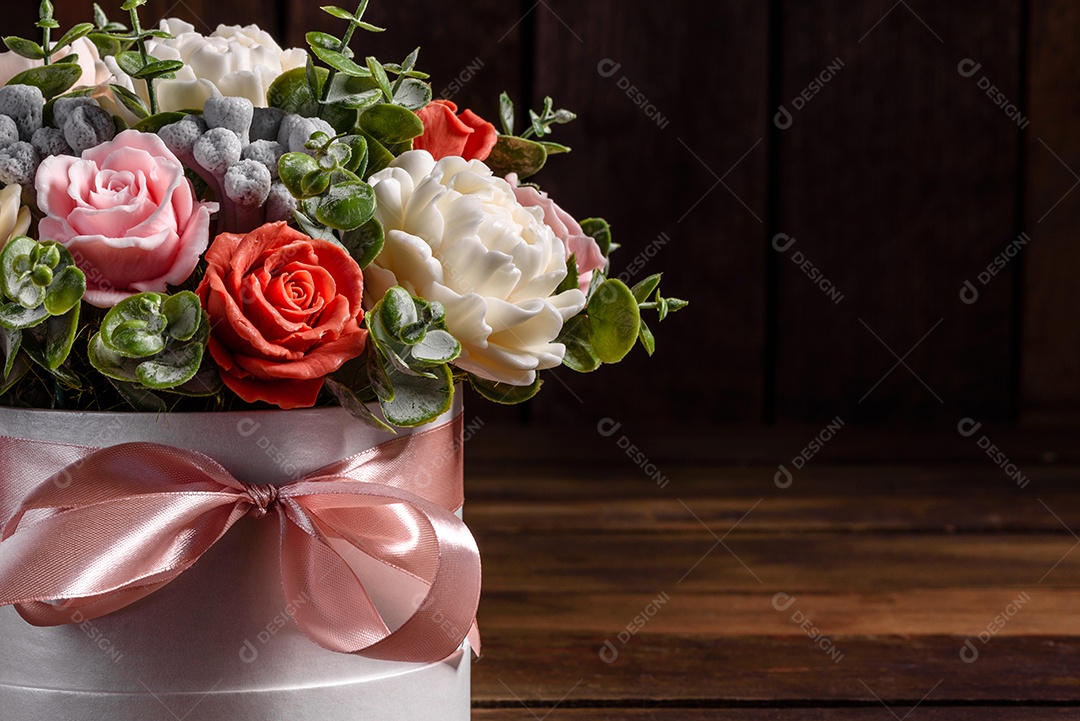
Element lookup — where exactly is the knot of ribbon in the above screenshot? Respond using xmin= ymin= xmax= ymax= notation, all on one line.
xmin=241 ymin=482 xmax=280 ymax=518
xmin=0 ymin=415 xmax=480 ymax=664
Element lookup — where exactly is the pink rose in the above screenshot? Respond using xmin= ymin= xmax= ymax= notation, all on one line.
xmin=36 ymin=129 xmax=218 ymax=307
xmin=507 ymin=174 xmax=606 ymax=291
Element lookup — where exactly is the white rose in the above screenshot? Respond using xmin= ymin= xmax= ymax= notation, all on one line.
xmin=104 ymin=19 xmax=306 ymax=121
xmin=366 ymin=151 xmax=587 ymax=386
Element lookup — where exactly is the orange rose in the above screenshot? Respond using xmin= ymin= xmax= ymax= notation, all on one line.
xmin=197 ymin=222 xmax=367 ymax=409
xmin=414 ymin=99 xmax=498 ymax=161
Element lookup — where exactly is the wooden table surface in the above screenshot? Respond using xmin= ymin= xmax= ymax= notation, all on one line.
xmin=465 ymin=425 xmax=1080 ymax=719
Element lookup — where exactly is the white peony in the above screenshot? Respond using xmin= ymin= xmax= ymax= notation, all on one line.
xmin=0 ymin=184 xmax=30 ymax=245
xmin=104 ymin=19 xmax=306 ymax=121
xmin=366 ymin=151 xmax=587 ymax=386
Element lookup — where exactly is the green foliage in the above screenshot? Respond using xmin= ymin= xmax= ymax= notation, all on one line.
xmin=88 ymin=291 xmax=211 ymax=392
xmin=0 ymin=237 xmax=85 ymax=380
xmin=330 ymin=286 xmax=461 ymax=429
xmin=468 ymin=373 xmax=542 ymax=405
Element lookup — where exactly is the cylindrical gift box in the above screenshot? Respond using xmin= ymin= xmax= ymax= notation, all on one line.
xmin=0 ymin=397 xmax=470 ymax=721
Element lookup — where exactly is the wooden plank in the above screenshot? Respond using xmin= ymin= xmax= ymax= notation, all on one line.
xmin=474 ymin=709 xmax=1080 ymax=720
xmin=466 ymin=465 xmax=1080 ymax=533
xmin=1022 ymin=0 xmax=1080 ymax=419
xmin=775 ymin=0 xmax=1023 ymax=422
xmin=478 ymin=588 xmax=1080 ymax=636
xmin=42 ymin=1 xmax=275 ymax=38
xmin=475 ymin=532 xmax=1080 ymax=593
xmin=529 ymin=0 xmax=769 ymax=423
xmin=473 ymin=633 xmax=1080 ymax=703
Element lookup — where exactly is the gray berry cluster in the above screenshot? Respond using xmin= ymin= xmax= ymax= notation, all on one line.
xmin=160 ymin=97 xmax=335 ymax=233
xmin=0 ymin=86 xmax=116 ymax=187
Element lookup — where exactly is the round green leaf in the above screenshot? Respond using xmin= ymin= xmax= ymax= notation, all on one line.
xmin=315 ymin=180 xmax=376 ymax=231
xmin=340 ymin=216 xmax=384 ymax=269
xmin=484 ymin=135 xmax=549 ymax=179
xmin=8 ymin=63 xmax=81 ymax=100
xmin=410 ymin=329 xmax=460 ymax=365
xmin=586 ymin=279 xmax=640 ymax=364
xmin=3 ymin=36 xmax=46 ymax=60
xmin=380 ymin=363 xmax=453 ymax=427
xmin=161 ymin=291 xmax=202 ymax=341
xmin=136 ymin=343 xmax=203 ymax=389
xmin=111 ymin=319 xmax=166 ymax=357
xmin=41 ymin=307 xmax=79 ymax=370
xmin=467 ymin=372 xmax=542 ymax=405
xmin=279 ymin=152 xmax=320 ymax=198
xmin=132 ymin=111 xmax=187 ymax=133
xmin=268 ymin=65 xmax=328 ymax=117
xmin=358 ymin=103 xmax=424 ymax=144
xmin=42 ymin=265 xmax=86 ymax=316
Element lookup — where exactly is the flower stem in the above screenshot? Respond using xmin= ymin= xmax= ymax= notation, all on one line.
xmin=128 ymin=5 xmax=158 ymax=115
xmin=319 ymin=0 xmax=369 ymax=105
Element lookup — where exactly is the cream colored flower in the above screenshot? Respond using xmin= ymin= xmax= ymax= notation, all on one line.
xmin=366 ymin=151 xmax=586 ymax=386
xmin=0 ymin=37 xmax=110 ymax=93
xmin=104 ymin=19 xmax=306 ymax=122
xmin=0 ymin=184 xmax=31 ymax=245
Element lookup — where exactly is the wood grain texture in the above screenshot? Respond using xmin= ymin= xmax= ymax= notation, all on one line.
xmin=1021 ymin=0 xmax=1080 ymax=418
xmin=474 ymin=712 xmax=1080 ymax=721
xmin=774 ymin=0 xmax=1023 ymax=422
xmin=528 ymin=0 xmax=770 ymax=423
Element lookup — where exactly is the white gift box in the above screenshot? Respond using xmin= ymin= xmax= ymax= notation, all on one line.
xmin=0 ymin=397 xmax=470 ymax=721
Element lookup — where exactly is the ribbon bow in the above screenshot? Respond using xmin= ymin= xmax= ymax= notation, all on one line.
xmin=0 ymin=416 xmax=480 ymax=664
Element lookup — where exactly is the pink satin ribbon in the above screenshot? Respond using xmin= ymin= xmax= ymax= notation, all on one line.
xmin=0 ymin=415 xmax=480 ymax=664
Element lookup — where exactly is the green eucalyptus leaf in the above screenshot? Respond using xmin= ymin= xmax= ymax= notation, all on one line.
xmin=301 ymin=169 xmax=332 ymax=197
xmin=555 ymin=253 xmax=579 ymax=295
xmin=325 ymin=376 xmax=396 ymax=433
xmin=315 ymin=180 xmax=376 ymax=231
xmin=484 ymin=135 xmax=548 ymax=179
xmin=109 ymin=82 xmax=149 ymax=119
xmin=109 ymin=377 xmax=167 ymax=413
xmin=131 ymin=59 xmax=184 ymax=80
xmin=161 ymin=291 xmax=202 ymax=341
xmin=392 ymin=77 xmax=431 ymax=111
xmin=380 ymin=362 xmax=453 ymax=427
xmin=0 ymin=351 xmax=29 ymax=395
xmin=55 ymin=22 xmax=95 ymax=51
xmin=42 ymin=266 xmax=85 ymax=316
xmin=306 ymin=31 xmax=341 ymax=51
xmin=279 ymin=151 xmax=320 ymax=197
xmin=3 ymin=37 xmax=46 ymax=60
xmin=587 ymin=279 xmax=640 ymax=364
xmin=135 ymin=342 xmax=203 ymax=389
xmin=114 ymin=49 xmax=145 ymax=76
xmin=0 ymin=325 xmax=21 ymax=378
xmin=378 ymin=286 xmax=419 ymax=337
xmin=310 ymin=44 xmax=369 ymax=77
xmin=268 ymin=65 xmax=327 ymax=117
xmin=111 ymin=319 xmax=165 ymax=357
xmin=638 ymin=317 xmax=656 ymax=357
xmin=580 ymin=217 xmax=612 ymax=258
xmin=539 ymin=141 xmax=571 ymax=155
xmin=324 ymin=73 xmax=382 ymax=110
xmin=365 ymin=56 xmax=393 ymax=100
xmin=556 ymin=314 xmax=601 ymax=373
xmin=340 ymin=134 xmax=368 ymax=175
xmin=320 ymin=5 xmax=357 ymax=21
xmin=88 ymin=332 xmax=138 ymax=382
xmin=357 ymin=131 xmax=395 ymax=178
xmin=631 ymin=274 xmax=662 ymax=304
xmin=8 ymin=64 xmax=81 ymax=100
xmin=339 ymin=216 xmax=384 ymax=269
xmin=41 ymin=306 xmax=78 ymax=369
xmin=410 ymin=329 xmax=460 ymax=365
xmin=292 ymin=209 xmax=338 ymax=242
xmin=365 ymin=340 xmax=394 ymax=402
xmin=0 ymin=303 xmax=48 ymax=330
xmin=131 ymin=111 xmax=186 ymax=133
xmin=498 ymin=91 xmax=514 ymax=135
xmin=358 ymin=103 xmax=424 ymax=144
xmin=467 ymin=372 xmax=542 ymax=405
xmin=88 ymin=33 xmax=122 ymax=59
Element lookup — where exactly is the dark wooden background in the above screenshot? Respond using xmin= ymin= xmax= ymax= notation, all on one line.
xmin=14 ymin=0 xmax=1080 ymax=430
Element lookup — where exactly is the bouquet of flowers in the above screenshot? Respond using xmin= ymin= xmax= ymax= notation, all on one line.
xmin=0 ymin=0 xmax=685 ymax=429
xmin=0 ymin=2 xmax=687 ymax=717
